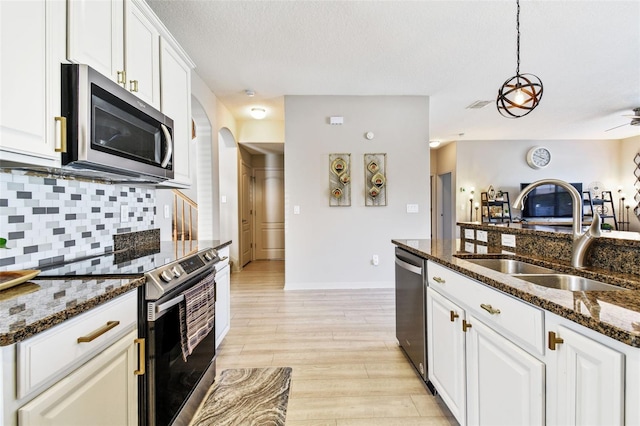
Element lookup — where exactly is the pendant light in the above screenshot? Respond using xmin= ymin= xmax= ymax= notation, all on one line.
xmin=496 ymin=0 xmax=543 ymax=118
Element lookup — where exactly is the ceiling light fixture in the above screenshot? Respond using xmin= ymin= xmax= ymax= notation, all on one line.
xmin=496 ymin=0 xmax=543 ymax=118
xmin=250 ymin=108 xmax=266 ymax=119
xmin=245 ymin=89 xmax=255 ymax=97
xmin=429 ymin=140 xmax=441 ymax=148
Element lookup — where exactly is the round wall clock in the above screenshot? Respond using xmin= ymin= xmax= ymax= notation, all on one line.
xmin=526 ymin=146 xmax=551 ymax=169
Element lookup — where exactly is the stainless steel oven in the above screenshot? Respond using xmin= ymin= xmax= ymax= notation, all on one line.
xmin=139 ymin=248 xmax=220 ymax=426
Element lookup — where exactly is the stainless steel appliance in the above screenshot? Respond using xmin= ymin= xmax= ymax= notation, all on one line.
xmin=141 ymin=248 xmax=220 ymax=426
xmin=37 ymin=244 xmax=220 ymax=425
xmin=61 ymin=64 xmax=174 ymax=182
xmin=395 ymin=247 xmax=435 ymax=393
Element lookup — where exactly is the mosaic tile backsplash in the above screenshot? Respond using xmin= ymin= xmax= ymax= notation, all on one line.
xmin=0 ymin=170 xmax=156 ymax=270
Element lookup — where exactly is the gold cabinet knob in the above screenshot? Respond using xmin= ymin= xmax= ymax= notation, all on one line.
xmin=462 ymin=320 xmax=472 ymax=332
xmin=450 ymin=311 xmax=459 ymax=322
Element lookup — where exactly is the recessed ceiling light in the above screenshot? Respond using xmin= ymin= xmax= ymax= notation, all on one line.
xmin=250 ymin=107 xmax=266 ymax=119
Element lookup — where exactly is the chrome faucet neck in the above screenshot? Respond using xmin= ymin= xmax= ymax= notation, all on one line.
xmin=513 ymin=178 xmax=600 ymax=268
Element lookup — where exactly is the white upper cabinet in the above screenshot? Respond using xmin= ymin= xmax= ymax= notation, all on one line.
xmin=0 ymin=0 xmax=66 ymax=166
xmin=68 ymin=0 xmax=160 ymax=108
xmin=160 ymin=38 xmax=192 ymax=187
xmin=67 ymin=0 xmax=124 ymax=84
xmin=125 ymin=1 xmax=160 ymax=107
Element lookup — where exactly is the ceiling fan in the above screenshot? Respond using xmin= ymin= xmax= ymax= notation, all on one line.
xmin=605 ymin=107 xmax=640 ymax=132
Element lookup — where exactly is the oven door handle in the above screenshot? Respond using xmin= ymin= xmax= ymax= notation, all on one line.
xmin=156 ymin=294 xmax=184 ymax=314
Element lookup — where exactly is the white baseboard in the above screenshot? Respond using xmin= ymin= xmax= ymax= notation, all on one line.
xmin=284 ymin=281 xmax=394 ymax=290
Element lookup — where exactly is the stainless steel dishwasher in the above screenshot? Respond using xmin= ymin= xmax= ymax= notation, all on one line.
xmin=395 ymin=247 xmax=434 ymax=393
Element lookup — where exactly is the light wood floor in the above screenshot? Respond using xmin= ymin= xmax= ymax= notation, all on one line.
xmin=215 ymin=260 xmax=457 ymax=425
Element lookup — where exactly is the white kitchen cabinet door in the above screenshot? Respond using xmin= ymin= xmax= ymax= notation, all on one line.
xmin=67 ymin=0 xmax=125 ymax=83
xmin=466 ymin=314 xmax=545 ymax=426
xmin=427 ymin=288 xmax=467 ymax=425
xmin=215 ymin=264 xmax=231 ymax=348
xmin=0 ymin=0 xmax=65 ymax=166
xmin=18 ymin=329 xmax=139 ymax=426
xmin=124 ymin=0 xmax=160 ymax=107
xmin=550 ymin=325 xmax=624 ymax=426
xmin=160 ymin=38 xmax=192 ymax=187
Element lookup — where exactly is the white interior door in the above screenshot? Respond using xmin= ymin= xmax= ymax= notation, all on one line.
xmin=240 ymin=162 xmax=253 ymax=267
xmin=254 ymin=168 xmax=284 ymax=260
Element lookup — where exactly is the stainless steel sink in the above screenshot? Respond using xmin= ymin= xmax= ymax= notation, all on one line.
xmin=516 ymin=274 xmax=629 ymax=291
xmin=462 ymin=258 xmax=557 ymax=275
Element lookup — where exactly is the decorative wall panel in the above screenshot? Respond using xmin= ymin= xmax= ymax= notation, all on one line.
xmin=364 ymin=153 xmax=387 ymax=206
xmin=329 ymin=154 xmax=351 ymax=206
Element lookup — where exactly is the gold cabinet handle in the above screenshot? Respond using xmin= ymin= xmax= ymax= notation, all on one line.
xmin=117 ymin=70 xmax=126 ymax=85
xmin=77 ymin=321 xmax=120 ymax=343
xmin=480 ymin=303 xmax=501 ymax=315
xmin=462 ymin=319 xmax=472 ymax=332
xmin=433 ymin=276 xmax=446 ymax=284
xmin=134 ymin=338 xmax=145 ymax=376
xmin=450 ymin=311 xmax=459 ymax=322
xmin=129 ymin=79 xmax=139 ymax=92
xmin=548 ymin=331 xmax=564 ymax=351
xmin=54 ymin=116 xmax=67 ymax=153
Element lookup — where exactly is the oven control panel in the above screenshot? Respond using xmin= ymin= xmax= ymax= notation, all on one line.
xmin=144 ymin=248 xmax=220 ymax=301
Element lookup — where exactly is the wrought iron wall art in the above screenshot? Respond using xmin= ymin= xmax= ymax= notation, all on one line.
xmin=364 ymin=153 xmax=387 ymax=206
xmin=329 ymin=153 xmax=351 ymax=206
xmin=634 ymin=152 xmax=640 ymax=219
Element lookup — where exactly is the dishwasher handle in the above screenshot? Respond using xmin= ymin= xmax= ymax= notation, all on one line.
xmin=395 ymin=256 xmax=423 ymax=275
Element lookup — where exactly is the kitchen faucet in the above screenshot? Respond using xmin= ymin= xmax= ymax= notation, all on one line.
xmin=513 ymin=179 xmax=602 ymax=268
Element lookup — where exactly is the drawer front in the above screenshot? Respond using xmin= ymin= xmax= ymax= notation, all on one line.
xmin=427 ymin=261 xmax=544 ymax=355
xmin=17 ymin=291 xmax=137 ymax=398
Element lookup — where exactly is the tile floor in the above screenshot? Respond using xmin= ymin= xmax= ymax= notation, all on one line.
xmin=214 ymin=260 xmax=457 ymax=425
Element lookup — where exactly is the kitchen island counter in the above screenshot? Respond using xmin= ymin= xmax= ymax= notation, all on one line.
xmin=392 ymin=238 xmax=640 ymax=348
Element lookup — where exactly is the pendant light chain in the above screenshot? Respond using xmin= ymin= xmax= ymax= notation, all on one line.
xmin=516 ymin=0 xmax=520 ymax=76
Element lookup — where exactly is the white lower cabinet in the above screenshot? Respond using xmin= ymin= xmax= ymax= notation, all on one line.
xmin=18 ymin=329 xmax=138 ymax=426
xmin=427 ymin=288 xmax=466 ymax=424
xmin=426 ymin=260 xmax=636 ymax=426
xmin=465 ymin=314 xmax=545 ymax=425
xmin=215 ymin=246 xmax=231 ymax=348
xmin=427 ymin=286 xmax=544 ymax=426
xmin=546 ymin=321 xmax=625 ymax=425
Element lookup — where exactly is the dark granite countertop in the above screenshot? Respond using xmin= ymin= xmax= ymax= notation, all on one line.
xmin=392 ymin=238 xmax=640 ymax=348
xmin=0 ymin=239 xmax=232 ymax=346
xmin=0 ymin=277 xmax=144 ymax=346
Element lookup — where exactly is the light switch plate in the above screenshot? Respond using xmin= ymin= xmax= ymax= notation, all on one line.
xmin=293 ymin=205 xmax=300 ymax=215
xmin=406 ymin=204 xmax=419 ymax=213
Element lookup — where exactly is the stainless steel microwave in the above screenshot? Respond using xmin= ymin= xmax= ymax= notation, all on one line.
xmin=61 ymin=64 xmax=174 ymax=182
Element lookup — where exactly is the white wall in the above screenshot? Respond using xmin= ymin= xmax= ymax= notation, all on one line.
xmin=454 ymin=139 xmax=630 ymax=229
xmin=238 ymin=120 xmax=285 ymax=143
xmin=284 ymin=95 xmax=430 ymax=289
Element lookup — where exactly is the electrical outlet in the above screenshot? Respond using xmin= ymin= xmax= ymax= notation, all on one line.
xmin=372 ymin=254 xmax=379 ymax=266
xmin=121 ymin=205 xmax=129 ymax=222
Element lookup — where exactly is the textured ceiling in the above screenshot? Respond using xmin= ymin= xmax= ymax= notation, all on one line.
xmin=147 ymin=0 xmax=640 ymax=143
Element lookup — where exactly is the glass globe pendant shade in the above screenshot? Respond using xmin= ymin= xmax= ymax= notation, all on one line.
xmin=497 ymin=73 xmax=543 ymax=118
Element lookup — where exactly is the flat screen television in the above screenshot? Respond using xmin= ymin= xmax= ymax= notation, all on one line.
xmin=520 ymin=182 xmax=583 ymax=220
